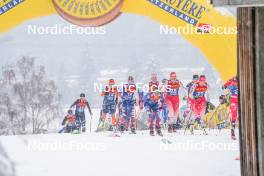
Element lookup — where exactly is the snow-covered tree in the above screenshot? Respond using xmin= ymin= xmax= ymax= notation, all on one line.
xmin=0 ymin=56 xmax=61 ymax=135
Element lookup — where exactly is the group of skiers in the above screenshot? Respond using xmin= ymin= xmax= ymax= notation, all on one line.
xmin=60 ymin=72 xmax=239 ymax=140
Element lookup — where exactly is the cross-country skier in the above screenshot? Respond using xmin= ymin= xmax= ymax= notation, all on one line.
xmin=61 ymin=109 xmax=77 ymax=133
xmin=144 ymin=74 xmax=163 ymax=136
xmin=70 ymin=93 xmax=93 ymax=133
xmin=186 ymin=75 xmax=199 ymax=94
xmin=223 ymin=76 xmax=238 ymax=140
xmin=189 ymin=75 xmax=209 ymax=135
xmin=184 ymin=75 xmax=199 ymax=128
xmin=101 ymin=79 xmax=120 ymax=132
xmin=165 ymin=72 xmax=185 ymax=133
xmin=119 ymin=76 xmax=137 ymax=134
xmin=186 ymin=75 xmax=199 ymax=111
xmin=160 ymin=78 xmax=169 ymax=128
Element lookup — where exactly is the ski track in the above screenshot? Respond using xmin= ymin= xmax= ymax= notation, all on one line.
xmin=0 ymin=129 xmax=240 ymax=176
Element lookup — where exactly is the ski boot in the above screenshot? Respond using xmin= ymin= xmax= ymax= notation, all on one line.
xmin=82 ymin=127 xmax=86 ymax=133
xmin=189 ymin=125 xmax=194 ymax=135
xmin=231 ymin=135 xmax=237 ymax=140
xmin=120 ymin=125 xmax=125 ymax=134
xmin=168 ymin=124 xmax=173 ymax=133
xmin=231 ymin=129 xmax=237 ymax=140
xmin=113 ymin=125 xmax=118 ymax=133
xmin=202 ymin=128 xmax=208 ymax=135
xmin=75 ymin=126 xmax=81 ymax=134
xmin=109 ymin=125 xmax=113 ymax=131
xmin=172 ymin=124 xmax=177 ymax=133
xmin=162 ymin=123 xmax=168 ymax=131
xmin=156 ymin=128 xmax=163 ymax=137
xmin=131 ymin=128 xmax=136 ymax=134
xmin=231 ymin=121 xmax=237 ymax=140
xmin=150 ymin=127 xmax=155 ymax=136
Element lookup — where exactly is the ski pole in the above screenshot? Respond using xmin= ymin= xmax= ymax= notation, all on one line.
xmin=90 ymin=114 xmax=93 ymax=133
xmin=184 ymin=111 xmax=192 ymax=135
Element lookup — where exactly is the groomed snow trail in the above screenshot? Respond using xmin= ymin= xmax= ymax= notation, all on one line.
xmin=0 ymin=129 xmax=240 ymax=176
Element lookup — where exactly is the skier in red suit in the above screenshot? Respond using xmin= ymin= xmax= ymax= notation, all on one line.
xmin=223 ymin=76 xmax=239 ymax=140
xmin=189 ymin=75 xmax=209 ymax=135
xmin=165 ymin=72 xmax=185 ymax=133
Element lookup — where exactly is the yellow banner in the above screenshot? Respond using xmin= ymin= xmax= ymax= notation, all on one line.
xmin=0 ymin=0 xmax=237 ymax=81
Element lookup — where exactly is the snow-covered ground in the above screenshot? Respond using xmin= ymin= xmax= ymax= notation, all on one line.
xmin=0 ymin=128 xmax=240 ymax=176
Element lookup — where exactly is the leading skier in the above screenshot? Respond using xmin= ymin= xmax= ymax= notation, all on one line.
xmin=165 ymin=72 xmax=185 ymax=133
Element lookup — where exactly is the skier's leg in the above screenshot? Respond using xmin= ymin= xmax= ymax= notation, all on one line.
xmin=130 ymin=116 xmax=136 ymax=134
xmin=172 ymin=96 xmax=180 ymax=132
xmin=166 ymin=97 xmax=174 ymax=133
xmin=81 ymin=112 xmax=86 ymax=132
xmin=72 ymin=123 xmax=77 ymax=132
xmin=195 ymin=116 xmax=208 ymax=135
xmin=75 ymin=112 xmax=81 ymax=132
xmin=190 ymin=99 xmax=199 ymax=133
xmin=120 ymin=104 xmax=126 ymax=132
xmin=154 ymin=111 xmax=162 ymax=136
xmin=101 ymin=103 xmax=109 ymax=128
xmin=65 ymin=125 xmax=70 ymax=133
xmin=111 ymin=114 xmax=117 ymax=127
xmin=199 ymin=98 xmax=208 ymax=135
xmin=101 ymin=112 xmax=107 ymax=129
xmin=130 ymin=105 xmax=136 ymax=133
xmin=125 ymin=105 xmax=130 ymax=130
xmin=230 ymin=97 xmax=238 ymax=139
xmin=162 ymin=105 xmax=169 ymax=130
xmin=110 ymin=103 xmax=117 ymax=132
xmin=148 ymin=108 xmax=154 ymax=136
xmin=188 ymin=114 xmax=195 ymax=135
xmin=231 ymin=120 xmax=236 ymax=139
xmin=165 ymin=105 xmax=169 ymax=121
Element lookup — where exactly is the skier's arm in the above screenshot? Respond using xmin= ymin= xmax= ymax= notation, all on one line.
xmin=100 ymin=87 xmax=108 ymax=96
xmin=61 ymin=116 xmax=67 ymax=126
xmin=144 ymin=94 xmax=150 ymax=111
xmin=100 ymin=91 xmax=106 ymax=96
xmin=70 ymin=100 xmax=77 ymax=108
xmin=223 ymin=79 xmax=232 ymax=89
xmin=86 ymin=101 xmax=93 ymax=116
xmin=189 ymin=83 xmax=197 ymax=99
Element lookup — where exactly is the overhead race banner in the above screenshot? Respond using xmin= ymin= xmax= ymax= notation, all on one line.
xmin=0 ymin=0 xmax=236 ymax=80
